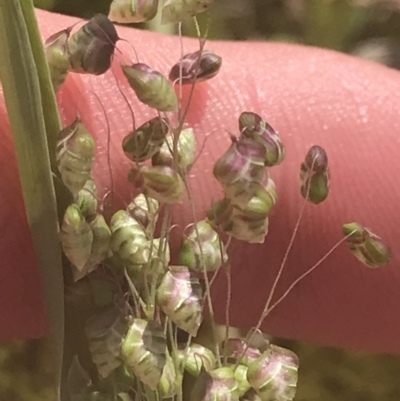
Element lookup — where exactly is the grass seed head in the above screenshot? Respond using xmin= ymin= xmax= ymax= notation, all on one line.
xmin=122 ymin=116 xmax=169 ymax=163
xmin=45 ymin=28 xmax=71 ymax=92
xmin=109 ymin=0 xmax=159 ymax=23
xmin=121 ymin=318 xmax=167 ymax=390
xmin=247 ymin=345 xmax=299 ymax=401
xmin=162 ymin=0 xmax=214 ymax=24
xmin=177 ymin=343 xmax=217 ymax=377
xmin=239 ymin=112 xmax=285 ymax=167
xmin=68 ymin=14 xmax=118 ymax=75
xmin=343 ymin=222 xmax=392 ymax=268
xmin=221 ymin=338 xmax=262 ymax=367
xmin=60 ymin=203 xmax=94 ymax=271
xmin=110 ymin=210 xmax=150 ymax=268
xmin=300 ymin=145 xmax=330 ymax=204
xmin=141 ymin=165 xmax=184 ymax=204
xmin=121 ymin=63 xmax=178 ymax=111
xmin=169 ymin=49 xmax=222 ymax=85
xmin=76 ymin=177 xmax=98 ymax=219
xmin=178 ymin=220 xmax=228 ymax=272
xmin=84 ymin=305 xmax=129 ymax=378
xmin=127 ymin=193 xmax=159 ymax=237
xmin=230 ymin=363 xmax=251 ymax=397
xmin=156 ymin=265 xmax=203 ymax=336
xmin=158 ymin=351 xmax=178 ymax=399
xmin=213 ymin=136 xmax=266 ymax=208
xmin=56 ymin=118 xmax=96 ymax=195
xmin=80 ymin=214 xmax=112 ymax=278
xmin=191 ymin=366 xmax=240 ymax=401
xmin=152 ymin=127 xmax=197 ymax=172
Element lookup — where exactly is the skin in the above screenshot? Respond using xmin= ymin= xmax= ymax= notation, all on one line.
xmin=1 ymin=9 xmax=400 ymax=355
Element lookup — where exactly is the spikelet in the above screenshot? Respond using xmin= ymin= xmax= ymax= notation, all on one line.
xmin=162 ymin=0 xmax=214 ymax=24
xmin=247 ymin=345 xmax=299 ymax=401
xmin=158 ymin=351 xmax=178 ymax=399
xmin=44 ymin=27 xmax=71 ymax=92
xmin=141 ymin=165 xmax=184 ymax=204
xmin=239 ymin=112 xmax=285 ymax=167
xmin=56 ymin=117 xmax=96 ymax=195
xmin=76 ymin=177 xmax=98 ymax=219
xmin=109 ymin=0 xmax=159 ymax=23
xmin=213 ymin=135 xmax=266 ymax=208
xmin=85 ymin=305 xmax=129 ymax=378
xmin=179 ymin=220 xmax=228 ymax=272
xmin=68 ymin=14 xmax=118 ymax=75
xmin=177 ymin=343 xmax=216 ymax=377
xmin=122 ymin=116 xmax=169 ymax=162
xmin=342 ymin=222 xmax=391 ymax=268
xmin=75 ymin=214 xmax=112 ymax=281
xmin=152 ymin=127 xmax=196 ymax=172
xmin=169 ymin=49 xmax=222 ymax=85
xmin=156 ymin=265 xmax=203 ymax=336
xmin=127 ymin=193 xmax=159 ymax=237
xmin=60 ymin=204 xmax=93 ymax=272
xmin=300 ymin=145 xmax=330 ymax=204
xmin=122 ymin=63 xmax=178 ymax=111
xmin=221 ymin=338 xmax=261 ymax=367
xmin=191 ymin=366 xmax=240 ymax=401
xmin=110 ymin=210 xmax=150 ymax=279
xmin=121 ymin=318 xmax=167 ymax=390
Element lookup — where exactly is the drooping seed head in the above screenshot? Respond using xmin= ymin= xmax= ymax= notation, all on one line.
xmin=239 ymin=112 xmax=285 ymax=167
xmin=78 ymin=214 xmax=112 ymax=280
xmin=342 ymin=222 xmax=392 ymax=268
xmin=109 ymin=0 xmax=159 ymax=23
xmin=85 ymin=305 xmax=129 ymax=378
xmin=141 ymin=165 xmax=184 ymax=204
xmin=158 ymin=351 xmax=178 ymax=399
xmin=221 ymin=338 xmax=262 ymax=367
xmin=122 ymin=117 xmax=169 ymax=163
xmin=241 ymin=178 xmax=277 ymax=219
xmin=213 ymin=136 xmax=267 ymax=208
xmin=76 ymin=177 xmax=98 ymax=219
xmin=207 ymin=197 xmax=269 ymax=244
xmin=68 ymin=14 xmax=118 ymax=75
xmin=121 ymin=63 xmax=178 ymax=111
xmin=156 ymin=265 xmax=203 ymax=336
xmin=121 ymin=318 xmax=167 ymax=390
xmin=110 ymin=210 xmax=150 ymax=277
xmin=45 ymin=28 xmax=71 ymax=92
xmin=127 ymin=193 xmax=159 ymax=236
xmin=207 ymin=198 xmax=235 ymax=233
xmin=229 ymin=363 xmax=251 ymax=397
xmin=144 ymin=238 xmax=171 ymax=280
xmin=191 ymin=366 xmax=240 ymax=401
xmin=177 ymin=343 xmax=217 ymax=377
xmin=300 ymin=145 xmax=330 ymax=204
xmin=60 ymin=204 xmax=94 ymax=272
xmin=247 ymin=345 xmax=299 ymax=401
xmin=162 ymin=0 xmax=214 ymax=24
xmin=169 ymin=49 xmax=222 ymax=85
xmin=152 ymin=127 xmax=196 ymax=172
xmin=56 ymin=117 xmax=96 ymax=195
xmin=179 ymin=220 xmax=228 ymax=272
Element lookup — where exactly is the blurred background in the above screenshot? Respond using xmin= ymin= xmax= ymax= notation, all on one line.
xmin=2 ymin=1 xmax=400 ymax=400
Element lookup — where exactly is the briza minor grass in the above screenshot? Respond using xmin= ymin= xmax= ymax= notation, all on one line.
xmin=39 ymin=2 xmax=394 ymax=401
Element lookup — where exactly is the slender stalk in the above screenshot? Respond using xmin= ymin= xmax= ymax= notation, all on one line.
xmin=0 ymin=1 xmax=64 ymax=399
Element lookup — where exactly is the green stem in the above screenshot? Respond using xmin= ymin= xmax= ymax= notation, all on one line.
xmin=0 ymin=1 xmax=64 ymax=399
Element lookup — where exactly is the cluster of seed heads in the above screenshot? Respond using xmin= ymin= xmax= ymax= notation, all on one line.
xmin=46 ymin=2 xmax=392 ymax=401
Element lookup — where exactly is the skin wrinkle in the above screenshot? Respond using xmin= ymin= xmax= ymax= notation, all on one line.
xmin=1 ymin=9 xmax=400 ymax=353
